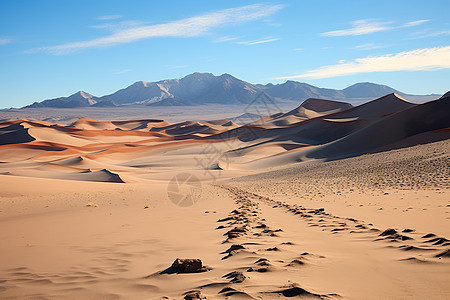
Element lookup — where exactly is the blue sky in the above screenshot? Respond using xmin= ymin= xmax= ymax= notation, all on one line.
xmin=1 ymin=0 xmax=449 ymax=108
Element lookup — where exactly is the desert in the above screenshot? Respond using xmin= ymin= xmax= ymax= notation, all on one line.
xmin=2 ymin=1 xmax=450 ymax=299
xmin=0 ymin=90 xmax=449 ymax=299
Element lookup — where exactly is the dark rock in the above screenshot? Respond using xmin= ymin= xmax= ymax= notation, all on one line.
xmin=217 ymin=216 xmax=235 ymax=222
xmin=222 ymin=271 xmax=246 ymax=283
xmin=183 ymin=290 xmax=205 ymax=300
xmin=266 ymin=247 xmax=280 ymax=251
xmin=171 ymin=258 xmax=203 ymax=273
xmin=379 ymin=228 xmax=397 ymax=236
xmin=422 ymin=233 xmax=436 ymax=239
xmin=224 ymin=244 xmax=245 ymax=253
xmin=435 ymin=249 xmax=450 ymax=258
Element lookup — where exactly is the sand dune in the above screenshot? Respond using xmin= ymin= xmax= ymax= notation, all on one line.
xmin=0 ymin=93 xmax=449 ymax=299
xmin=0 ymin=120 xmax=36 ymax=145
xmin=0 ymin=93 xmax=448 ymax=182
xmin=304 ymin=92 xmax=450 ymax=160
xmin=251 ymin=98 xmax=352 ymax=128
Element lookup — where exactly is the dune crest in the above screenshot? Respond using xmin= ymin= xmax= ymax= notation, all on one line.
xmin=0 ymin=93 xmax=448 ymax=183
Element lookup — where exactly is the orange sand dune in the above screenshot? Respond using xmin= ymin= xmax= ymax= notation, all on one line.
xmin=0 ymin=93 xmax=449 ymax=299
xmin=0 ymin=93 xmax=448 ymax=183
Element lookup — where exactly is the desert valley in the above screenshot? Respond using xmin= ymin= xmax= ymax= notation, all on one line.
xmin=2 ymin=1 xmax=450 ymax=298
xmin=0 ymin=85 xmax=449 ymax=299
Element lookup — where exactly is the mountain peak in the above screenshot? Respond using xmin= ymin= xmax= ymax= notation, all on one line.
xmin=70 ymin=91 xmax=93 ymax=99
xmin=22 ymin=73 xmax=425 ymax=109
xmin=132 ymin=81 xmax=153 ymax=88
xmin=343 ymin=82 xmax=399 ymax=98
xmin=181 ymin=72 xmax=215 ymax=80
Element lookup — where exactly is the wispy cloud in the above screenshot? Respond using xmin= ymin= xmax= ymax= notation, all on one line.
xmin=214 ymin=35 xmax=241 ymax=43
xmin=321 ymin=19 xmax=429 ymax=36
xmin=410 ymin=30 xmax=450 ymax=39
xmin=0 ymin=37 xmax=13 ymax=45
xmin=113 ymin=68 xmax=133 ymax=74
xmin=263 ymin=19 xmax=282 ymax=27
xmin=352 ymin=43 xmax=386 ymax=50
xmin=274 ymin=46 xmax=450 ymax=79
xmin=236 ymin=37 xmax=279 ymax=45
xmin=32 ymin=4 xmax=284 ymax=55
xmin=97 ymin=15 xmax=122 ymax=20
xmin=402 ymin=19 xmax=429 ymax=27
xmin=321 ymin=20 xmax=392 ymax=36
xmin=92 ymin=20 xmax=146 ymax=32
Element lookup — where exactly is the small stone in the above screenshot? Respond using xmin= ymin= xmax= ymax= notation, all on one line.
xmin=171 ymin=258 xmax=203 ymax=273
xmin=183 ymin=290 xmax=205 ymax=300
xmin=379 ymin=228 xmax=397 ymax=236
xmin=222 ymin=271 xmax=246 ymax=283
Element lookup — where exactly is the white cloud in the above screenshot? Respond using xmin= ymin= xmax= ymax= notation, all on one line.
xmin=321 ymin=19 xmax=429 ymax=37
xmin=236 ymin=37 xmax=279 ymax=45
xmin=0 ymin=37 xmax=13 ymax=45
xmin=97 ymin=15 xmax=122 ymax=20
xmin=214 ymin=35 xmax=241 ymax=43
xmin=275 ymin=46 xmax=450 ymax=79
xmin=33 ymin=4 xmax=284 ymax=55
xmin=92 ymin=20 xmax=146 ymax=32
xmin=402 ymin=19 xmax=429 ymax=27
xmin=411 ymin=30 xmax=450 ymax=39
xmin=321 ymin=19 xmax=392 ymax=36
xmin=353 ymin=43 xmax=386 ymax=50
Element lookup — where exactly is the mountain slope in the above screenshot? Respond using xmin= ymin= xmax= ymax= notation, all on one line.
xmin=342 ymin=82 xmax=399 ymax=98
xmin=24 ymin=91 xmax=98 ymax=108
xmin=22 ymin=73 xmax=438 ymax=108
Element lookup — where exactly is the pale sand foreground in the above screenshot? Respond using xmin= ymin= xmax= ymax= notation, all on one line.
xmin=0 ymin=94 xmax=449 ymax=299
xmin=0 ymin=140 xmax=449 ymax=299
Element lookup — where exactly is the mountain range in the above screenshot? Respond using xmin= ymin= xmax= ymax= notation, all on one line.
xmin=23 ymin=72 xmax=438 ymax=108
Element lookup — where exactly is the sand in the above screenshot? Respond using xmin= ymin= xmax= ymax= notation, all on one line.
xmin=0 ymin=93 xmax=449 ymax=299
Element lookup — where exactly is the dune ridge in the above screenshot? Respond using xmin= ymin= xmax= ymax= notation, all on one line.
xmin=0 ymin=92 xmax=449 ymax=299
xmin=0 ymin=93 xmax=449 ymax=183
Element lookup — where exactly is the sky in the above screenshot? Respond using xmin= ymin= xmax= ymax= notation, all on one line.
xmin=1 ymin=0 xmax=449 ymax=108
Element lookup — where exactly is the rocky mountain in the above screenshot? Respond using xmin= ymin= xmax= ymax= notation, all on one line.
xmin=24 ymin=91 xmax=119 ymax=108
xmin=23 ymin=73 xmax=437 ymax=108
xmin=91 ymin=98 xmax=119 ymax=107
xmin=25 ymin=91 xmax=98 ymax=108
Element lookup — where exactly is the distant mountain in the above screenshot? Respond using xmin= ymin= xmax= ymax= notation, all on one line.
xmin=146 ymin=96 xmax=195 ymax=106
xmin=105 ymin=73 xmax=259 ymax=105
xmin=24 ymin=91 xmax=98 ymax=108
xmin=342 ymin=82 xmax=399 ymax=98
xmin=260 ymin=81 xmax=345 ymax=100
xmin=23 ymin=73 xmax=438 ymax=108
xmin=91 ymin=98 xmax=119 ymax=107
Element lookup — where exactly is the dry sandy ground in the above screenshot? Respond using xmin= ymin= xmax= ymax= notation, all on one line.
xmin=0 ymin=140 xmax=449 ymax=299
xmin=0 ymin=94 xmax=449 ymax=299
